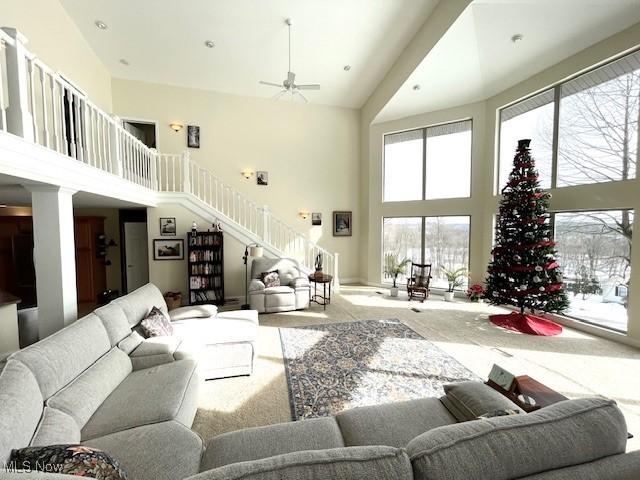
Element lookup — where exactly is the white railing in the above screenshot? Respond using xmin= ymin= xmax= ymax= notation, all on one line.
xmin=0 ymin=27 xmax=339 ymax=285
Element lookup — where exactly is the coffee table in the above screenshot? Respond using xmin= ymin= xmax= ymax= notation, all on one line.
xmin=308 ymin=273 xmax=333 ymax=310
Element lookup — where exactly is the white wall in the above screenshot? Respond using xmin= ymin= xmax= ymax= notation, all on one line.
xmin=0 ymin=0 xmax=113 ymax=111
xmin=111 ymin=78 xmax=362 ymax=284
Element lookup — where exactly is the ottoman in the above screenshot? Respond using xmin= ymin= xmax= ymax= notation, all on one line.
xmin=173 ymin=310 xmax=259 ymax=380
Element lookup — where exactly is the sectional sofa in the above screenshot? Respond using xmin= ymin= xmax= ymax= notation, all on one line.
xmin=1 ymin=284 xmax=639 ymax=479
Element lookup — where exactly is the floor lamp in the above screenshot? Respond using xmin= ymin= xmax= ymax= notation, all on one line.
xmin=242 ymin=244 xmax=264 ymax=309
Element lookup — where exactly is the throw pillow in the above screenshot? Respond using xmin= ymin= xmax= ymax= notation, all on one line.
xmin=478 ymin=408 xmax=521 ymax=419
xmin=140 ymin=306 xmax=173 ymax=337
xmin=260 ymin=270 xmax=280 ymax=288
xmin=9 ymin=444 xmax=127 ymax=479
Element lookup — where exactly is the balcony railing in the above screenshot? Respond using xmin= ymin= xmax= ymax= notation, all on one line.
xmin=0 ymin=27 xmax=338 ymax=285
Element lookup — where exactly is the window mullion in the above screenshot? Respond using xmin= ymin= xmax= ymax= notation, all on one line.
xmin=550 ymin=85 xmax=561 ymax=189
xmin=422 ymin=128 xmax=427 ymax=200
xmin=421 ymin=217 xmax=426 ymax=265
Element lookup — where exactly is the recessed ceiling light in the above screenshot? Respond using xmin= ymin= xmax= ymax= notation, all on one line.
xmin=205 ymin=40 xmax=215 ymax=48
xmin=119 ymin=58 xmax=130 ymax=66
xmin=413 ymin=84 xmax=421 ymax=91
xmin=511 ymin=33 xmax=523 ymax=43
xmin=95 ymin=20 xmax=108 ymax=30
xmin=343 ymin=65 xmax=351 ymax=71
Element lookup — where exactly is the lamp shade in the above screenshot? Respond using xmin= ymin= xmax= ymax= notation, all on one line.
xmin=249 ymin=246 xmax=263 ymax=258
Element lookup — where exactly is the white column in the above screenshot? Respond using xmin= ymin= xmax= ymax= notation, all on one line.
xmin=27 ymin=185 xmax=78 ymax=338
xmin=262 ymin=205 xmax=270 ymax=244
xmin=2 ymin=28 xmax=34 ymax=141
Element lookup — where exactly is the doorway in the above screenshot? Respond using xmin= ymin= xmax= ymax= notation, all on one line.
xmin=119 ymin=209 xmax=149 ymax=293
xmin=122 ymin=119 xmax=157 ymax=149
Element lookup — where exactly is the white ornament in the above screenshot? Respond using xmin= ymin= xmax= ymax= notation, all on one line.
xmin=539 ymin=286 xmax=545 ymax=292
xmin=533 ymin=276 xmax=541 ymax=283
xmin=520 ymin=284 xmax=528 ymax=291
xmin=535 ymin=266 xmax=543 ymax=272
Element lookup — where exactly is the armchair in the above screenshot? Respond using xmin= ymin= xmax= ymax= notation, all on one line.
xmin=249 ymin=257 xmax=310 ymax=313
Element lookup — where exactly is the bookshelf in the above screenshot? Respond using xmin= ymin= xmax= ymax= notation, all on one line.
xmin=187 ymin=231 xmax=224 ymax=306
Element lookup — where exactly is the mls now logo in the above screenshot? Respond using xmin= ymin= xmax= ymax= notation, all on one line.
xmin=4 ymin=460 xmax=64 ymax=473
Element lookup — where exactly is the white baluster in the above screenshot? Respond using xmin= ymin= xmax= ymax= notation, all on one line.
xmin=3 ymin=28 xmax=35 ymax=141
xmin=49 ymin=75 xmax=60 ymax=151
xmin=0 ymin=38 xmax=6 ymax=132
xmin=39 ymin=66 xmax=50 ymax=147
xmin=27 ymin=60 xmax=39 ymax=144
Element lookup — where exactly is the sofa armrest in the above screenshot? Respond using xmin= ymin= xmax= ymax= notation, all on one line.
xmin=249 ymin=279 xmax=266 ymax=293
xmin=291 ymin=276 xmax=310 ymax=289
xmin=169 ymin=304 xmax=218 ymax=321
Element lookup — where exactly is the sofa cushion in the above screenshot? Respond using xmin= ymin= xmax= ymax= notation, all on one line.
xmin=518 ymin=450 xmax=640 ymax=479
xmin=169 ymin=304 xmax=218 ymax=321
xmin=10 ymin=313 xmax=111 ymax=399
xmin=117 ymin=331 xmax=144 ymax=354
xmin=47 ymin=348 xmax=132 ymax=428
xmin=130 ymin=336 xmax=182 ymax=357
xmin=140 ymin=307 xmax=174 ymax=337
xmin=10 ymin=444 xmax=127 ymax=480
xmin=94 ymin=302 xmax=131 ymax=346
xmin=172 ymin=317 xmax=258 ymax=345
xmin=85 ymin=421 xmax=203 ymax=480
xmin=81 ymin=359 xmax=199 ymax=440
xmin=0 ymin=360 xmax=43 ymax=463
xmin=192 ymin=446 xmax=412 ymax=480
xmin=201 ymin=417 xmax=345 ymax=470
xmin=30 ymin=408 xmax=81 ymax=447
xmin=263 ymin=286 xmax=293 ymax=295
xmin=443 ymin=381 xmax=522 ymax=421
xmin=112 ymin=283 xmax=168 ymax=327
xmin=336 ymin=397 xmax=457 ymax=448
xmin=406 ymin=397 xmax=627 ymax=480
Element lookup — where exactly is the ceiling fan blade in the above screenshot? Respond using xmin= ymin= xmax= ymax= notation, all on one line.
xmin=295 ymin=84 xmax=320 ymax=90
xmin=259 ymin=81 xmax=283 ymax=88
xmin=294 ymin=90 xmax=308 ymax=103
xmin=272 ymin=90 xmax=288 ymax=100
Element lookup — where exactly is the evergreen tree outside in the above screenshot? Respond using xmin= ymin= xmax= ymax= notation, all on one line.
xmin=486 ymin=139 xmax=569 ymax=335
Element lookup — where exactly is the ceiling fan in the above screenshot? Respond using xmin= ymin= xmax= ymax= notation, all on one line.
xmin=259 ymin=18 xmax=320 ymax=103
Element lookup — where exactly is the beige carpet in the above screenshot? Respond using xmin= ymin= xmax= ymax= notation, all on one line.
xmin=193 ymin=286 xmax=640 ymax=452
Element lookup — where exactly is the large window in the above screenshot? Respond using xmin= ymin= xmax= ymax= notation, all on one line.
xmin=554 ymin=210 xmax=633 ymax=332
xmin=498 ymin=50 xmax=639 ymax=191
xmin=382 ymin=216 xmax=470 ymax=289
xmin=384 ymin=120 xmax=471 ymax=202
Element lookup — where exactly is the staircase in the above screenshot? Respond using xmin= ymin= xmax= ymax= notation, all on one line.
xmin=0 ymin=27 xmax=339 ymax=289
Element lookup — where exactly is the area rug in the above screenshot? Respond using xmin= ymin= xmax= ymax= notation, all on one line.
xmin=279 ymin=319 xmax=480 ymax=420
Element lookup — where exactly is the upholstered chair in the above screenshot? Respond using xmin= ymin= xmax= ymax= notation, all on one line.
xmin=248 ymin=257 xmax=310 ymax=313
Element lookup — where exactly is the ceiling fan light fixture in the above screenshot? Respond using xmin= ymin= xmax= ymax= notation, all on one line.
xmin=205 ymin=40 xmax=215 ymax=48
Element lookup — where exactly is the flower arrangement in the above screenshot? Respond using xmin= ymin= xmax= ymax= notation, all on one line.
xmin=467 ymin=284 xmax=486 ymax=302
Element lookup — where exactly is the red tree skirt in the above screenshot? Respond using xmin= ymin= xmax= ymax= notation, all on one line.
xmin=490 ymin=312 xmax=563 ymax=336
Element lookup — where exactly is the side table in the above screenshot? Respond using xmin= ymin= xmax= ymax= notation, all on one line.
xmin=308 ymin=273 xmax=333 ymax=310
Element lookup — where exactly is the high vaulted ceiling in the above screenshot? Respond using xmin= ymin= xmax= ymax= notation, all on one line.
xmin=375 ymin=0 xmax=640 ymax=123
xmin=59 ymin=0 xmax=438 ymax=109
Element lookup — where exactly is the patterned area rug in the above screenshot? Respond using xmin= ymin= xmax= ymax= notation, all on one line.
xmin=279 ymin=319 xmax=480 ymax=420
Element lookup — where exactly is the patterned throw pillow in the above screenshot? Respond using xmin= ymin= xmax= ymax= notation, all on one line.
xmin=140 ymin=306 xmax=173 ymax=337
xmin=260 ymin=270 xmax=281 ymax=288
xmin=9 ymin=444 xmax=127 ymax=479
xmin=478 ymin=408 xmax=521 ymax=419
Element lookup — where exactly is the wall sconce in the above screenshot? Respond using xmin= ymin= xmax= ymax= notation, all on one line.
xmin=241 ymin=169 xmax=254 ymax=179
xmin=169 ymin=122 xmax=184 ymax=132
xmin=299 ymin=211 xmax=310 ymax=220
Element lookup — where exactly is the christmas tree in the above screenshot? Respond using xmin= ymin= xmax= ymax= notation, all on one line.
xmin=486 ymin=139 xmax=569 ymax=336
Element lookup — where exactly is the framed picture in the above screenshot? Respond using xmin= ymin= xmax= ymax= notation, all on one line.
xmin=312 ymin=212 xmax=322 ymax=226
xmin=153 ymin=239 xmax=184 ymax=260
xmin=159 ymin=217 xmax=176 ymax=236
xmin=333 ymin=211 xmax=352 ymax=237
xmin=257 ymin=171 xmax=268 ymax=186
xmin=187 ymin=125 xmax=200 ymax=148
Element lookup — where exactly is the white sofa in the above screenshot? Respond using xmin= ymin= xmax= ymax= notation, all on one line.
xmin=248 ymin=257 xmax=310 ymax=313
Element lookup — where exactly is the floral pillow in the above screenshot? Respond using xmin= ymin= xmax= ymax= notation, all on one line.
xmin=140 ymin=306 xmax=173 ymax=337
xmin=9 ymin=444 xmax=127 ymax=479
xmin=260 ymin=270 xmax=280 ymax=288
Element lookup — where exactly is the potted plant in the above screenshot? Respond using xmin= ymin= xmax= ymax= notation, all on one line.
xmin=467 ymin=284 xmax=486 ymax=303
xmin=384 ymin=253 xmax=411 ymax=297
xmin=441 ymin=266 xmax=468 ymax=302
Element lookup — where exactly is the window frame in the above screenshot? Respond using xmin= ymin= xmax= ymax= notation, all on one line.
xmin=496 ymin=47 xmax=640 ymax=194
xmin=383 ymin=119 xmax=473 ymax=203
xmin=551 ymin=208 xmax=634 ymax=333
xmin=381 ymin=215 xmax=471 ymax=289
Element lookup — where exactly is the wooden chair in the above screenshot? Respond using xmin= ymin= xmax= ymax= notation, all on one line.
xmin=407 ymin=263 xmax=432 ymax=302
